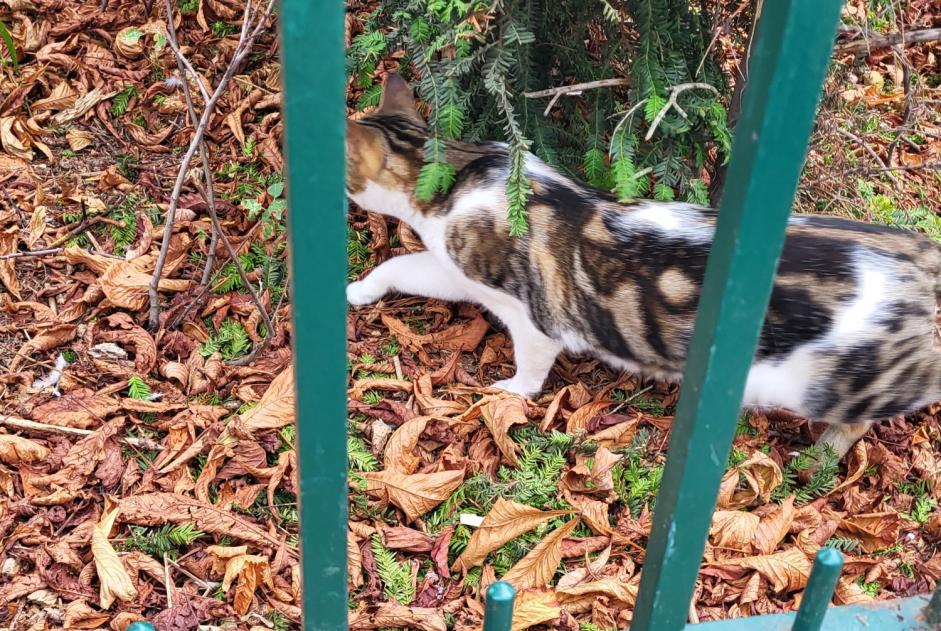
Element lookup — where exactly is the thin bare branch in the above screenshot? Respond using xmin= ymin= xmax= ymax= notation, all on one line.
xmin=162 ymin=0 xmax=277 ymax=364
xmin=523 ymin=77 xmax=628 ymax=98
xmin=148 ymin=0 xmax=274 ymax=330
xmin=835 ymin=27 xmax=941 ymax=54
xmin=645 ymin=82 xmax=719 ymax=141
xmin=836 ymin=127 xmax=902 ymax=190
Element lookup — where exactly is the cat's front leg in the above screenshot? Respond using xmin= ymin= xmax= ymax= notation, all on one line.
xmin=347 ymin=251 xmax=471 ymax=305
xmin=486 ymin=300 xmax=563 ymax=398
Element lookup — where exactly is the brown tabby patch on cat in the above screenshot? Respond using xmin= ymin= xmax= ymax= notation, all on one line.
xmin=346 ymin=73 xmax=941 ymax=459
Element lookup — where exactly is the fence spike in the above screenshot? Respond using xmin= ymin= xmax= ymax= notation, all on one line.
xmin=483 ymin=581 xmax=516 ymax=631
xmin=125 ymin=623 xmax=156 ymax=631
xmin=791 ymin=547 xmax=843 ymax=631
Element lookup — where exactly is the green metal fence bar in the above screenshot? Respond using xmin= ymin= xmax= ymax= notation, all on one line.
xmin=630 ymin=2 xmax=845 ymax=630
xmin=483 ymin=581 xmax=517 ymax=631
xmin=280 ymin=1 xmax=349 ymax=630
xmin=792 ymin=549 xmax=844 ymax=631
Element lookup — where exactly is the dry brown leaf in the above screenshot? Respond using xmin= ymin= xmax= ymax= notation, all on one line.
xmin=10 ymin=323 xmax=76 ymax=371
xmin=26 ymin=205 xmax=45 ymax=248
xmin=363 ymin=468 xmax=465 ymax=523
xmin=239 ymin=365 xmax=294 ymax=431
xmin=510 ymin=589 xmax=561 ymax=631
xmin=710 ymin=510 xmax=760 ymax=551
xmin=0 ymin=227 xmax=20 ymax=299
xmin=64 ymin=600 xmax=111 ymax=629
xmin=349 ymin=531 xmax=364 ymax=591
xmin=349 ymin=602 xmax=447 ymax=631
xmin=753 ymin=495 xmax=796 ymax=555
xmin=383 ymin=416 xmax=430 ymax=475
xmin=566 ymin=495 xmax=615 ymax=536
xmin=66 ymin=129 xmax=94 ymax=152
xmin=501 ymin=518 xmax=579 ymax=590
xmin=92 ymin=500 xmax=138 ymax=608
xmin=381 ymin=312 xmax=488 ymax=353
xmin=481 ymin=396 xmax=528 ymax=465
xmin=31 ymin=388 xmax=119 ymax=429
xmin=707 ymin=548 xmax=812 ymax=592
xmin=0 ymin=434 xmax=49 ymax=464
xmin=557 ymin=576 xmax=639 ymax=612
xmin=383 ymin=526 xmax=435 ymax=552
xmin=453 ymin=498 xmax=573 ymax=571
xmin=565 ymin=400 xmax=614 ymax=434
xmin=718 ymin=451 xmax=783 ymax=509
xmin=52 ymin=87 xmax=118 ymax=124
xmin=32 ymin=81 xmax=76 ymax=112
xmin=557 ymin=545 xmax=611 ymax=590
xmin=118 ymin=492 xmax=282 ymax=548
xmin=561 ymin=447 xmax=622 ymax=495
xmin=98 ymin=254 xmax=192 ymax=311
xmin=834 ymin=576 xmax=875 ymax=605
xmin=0 ymin=116 xmax=32 ymax=161
xmin=838 ymin=512 xmax=901 ymax=553
xmin=220 ymin=554 xmax=273 ymax=615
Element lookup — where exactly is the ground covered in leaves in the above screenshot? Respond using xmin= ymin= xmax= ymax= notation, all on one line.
xmin=0 ymin=0 xmax=939 ymax=630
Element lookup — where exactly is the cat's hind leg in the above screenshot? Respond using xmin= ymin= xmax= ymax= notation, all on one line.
xmin=347 ymin=252 xmax=471 ymax=305
xmin=815 ymin=421 xmax=875 ymax=460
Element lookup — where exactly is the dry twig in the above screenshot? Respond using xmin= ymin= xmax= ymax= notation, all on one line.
xmin=645 ymin=82 xmax=719 ymax=141
xmin=524 ymin=77 xmax=629 ymax=116
xmin=836 ymin=127 xmax=902 ymax=190
xmin=835 ymin=27 xmax=941 ymax=54
xmin=148 ymin=0 xmax=274 ymax=330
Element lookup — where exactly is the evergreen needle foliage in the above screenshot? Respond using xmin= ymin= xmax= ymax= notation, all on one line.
xmin=348 ymin=0 xmax=739 ymax=233
xmin=772 ymin=445 xmax=839 ymax=505
xmin=122 ymin=523 xmax=205 ymax=558
xmin=127 ymin=375 xmax=151 ymax=401
xmin=371 ymin=535 xmax=415 ymax=604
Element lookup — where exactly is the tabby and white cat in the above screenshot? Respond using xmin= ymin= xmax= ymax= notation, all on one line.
xmin=346 ymin=73 xmax=941 ymax=458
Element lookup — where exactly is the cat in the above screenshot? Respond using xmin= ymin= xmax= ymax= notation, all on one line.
xmin=345 ymin=73 xmax=941 ymax=459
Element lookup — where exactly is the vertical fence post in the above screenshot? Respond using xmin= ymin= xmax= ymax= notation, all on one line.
xmin=792 ymin=548 xmax=843 ymax=631
xmin=629 ymin=2 xmax=845 ymax=630
xmin=483 ymin=581 xmax=516 ymax=631
xmin=280 ymin=1 xmax=349 ymax=630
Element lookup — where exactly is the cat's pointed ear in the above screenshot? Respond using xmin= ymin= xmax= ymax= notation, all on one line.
xmin=346 ymin=120 xmax=384 ymax=181
xmin=378 ymin=73 xmax=418 ymax=117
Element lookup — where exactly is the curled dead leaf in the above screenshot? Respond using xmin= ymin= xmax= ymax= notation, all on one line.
xmin=710 ymin=510 xmax=760 ymax=551
xmin=453 ymin=498 xmax=572 ymax=571
xmin=481 ymin=396 xmax=528 ymax=466
xmin=383 ymin=416 xmax=430 ymax=475
xmin=0 ymin=434 xmax=49 ymax=464
xmin=510 ymin=589 xmax=561 ymax=631
xmin=348 ymin=602 xmax=447 ymax=631
xmin=363 ymin=468 xmax=465 ymax=523
xmin=706 ymin=548 xmax=812 ymax=593
xmin=502 ymin=518 xmax=579 ymax=590
xmin=0 ymin=227 xmax=20 ymax=299
xmin=26 ymin=205 xmax=45 ymax=249
xmin=92 ymin=500 xmax=138 ymax=608
xmin=66 ymin=129 xmax=93 ymax=152
xmin=238 ymin=365 xmax=294 ymax=431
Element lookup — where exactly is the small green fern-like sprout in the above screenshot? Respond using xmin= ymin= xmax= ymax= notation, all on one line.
xmin=127 ymin=375 xmax=151 ymax=401
xmin=371 ymin=535 xmax=415 ymax=605
xmin=111 ymin=84 xmax=138 ymax=117
xmin=122 ymin=523 xmax=205 ymax=559
xmin=199 ymin=318 xmax=252 ymax=360
xmin=348 ymin=437 xmax=379 ymax=472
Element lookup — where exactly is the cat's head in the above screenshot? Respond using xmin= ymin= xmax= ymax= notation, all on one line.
xmin=346 ymin=74 xmax=429 ymax=215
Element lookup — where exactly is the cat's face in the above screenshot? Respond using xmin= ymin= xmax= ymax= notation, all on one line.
xmin=346 ymin=74 xmax=428 ymax=212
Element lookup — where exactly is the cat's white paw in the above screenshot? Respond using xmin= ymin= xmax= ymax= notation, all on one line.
xmin=491 ymin=378 xmax=539 ymax=399
xmin=346 ymin=281 xmax=383 ymax=306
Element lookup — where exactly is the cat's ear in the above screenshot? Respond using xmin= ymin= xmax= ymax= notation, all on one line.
xmin=346 ymin=120 xmax=385 ymax=181
xmin=378 ymin=73 xmax=418 ymax=117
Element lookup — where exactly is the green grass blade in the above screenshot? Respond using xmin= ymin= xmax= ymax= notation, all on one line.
xmin=0 ymin=21 xmax=17 ymax=71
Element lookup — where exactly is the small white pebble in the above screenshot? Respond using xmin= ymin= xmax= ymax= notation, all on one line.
xmin=460 ymin=513 xmax=484 ymax=528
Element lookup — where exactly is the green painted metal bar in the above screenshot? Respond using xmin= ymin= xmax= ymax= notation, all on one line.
xmin=280 ymin=1 xmax=349 ymax=630
xmin=629 ymin=2 xmax=845 ymax=630
xmin=792 ymin=548 xmax=843 ymax=631
xmin=483 ymin=581 xmax=516 ymax=631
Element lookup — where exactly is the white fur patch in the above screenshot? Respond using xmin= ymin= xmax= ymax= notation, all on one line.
xmin=743 ymin=347 xmax=816 ymax=411
xmin=830 ymin=256 xmax=890 ymax=341
xmin=612 ymin=202 xmax=714 ymax=244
